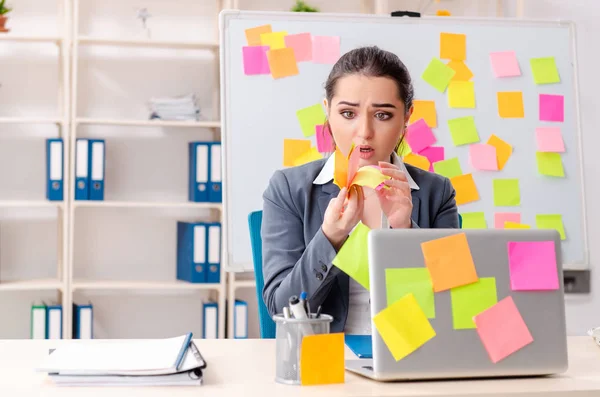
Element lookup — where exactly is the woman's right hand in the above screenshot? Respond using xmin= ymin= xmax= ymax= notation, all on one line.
xmin=322 ymin=185 xmax=364 ymax=251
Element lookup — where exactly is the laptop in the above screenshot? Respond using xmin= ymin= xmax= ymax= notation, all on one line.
xmin=345 ymin=228 xmax=568 ymax=381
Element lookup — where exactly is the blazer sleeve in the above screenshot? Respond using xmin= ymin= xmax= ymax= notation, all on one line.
xmin=261 ymin=170 xmax=340 ymax=316
xmin=432 ymin=177 xmax=460 ymax=228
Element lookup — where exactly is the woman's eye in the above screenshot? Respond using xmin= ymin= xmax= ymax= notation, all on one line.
xmin=375 ymin=112 xmax=391 ymax=121
xmin=341 ymin=111 xmax=355 ymax=119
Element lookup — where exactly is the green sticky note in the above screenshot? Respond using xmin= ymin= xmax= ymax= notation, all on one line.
xmin=536 ymin=214 xmax=566 ymax=240
xmin=530 ymin=57 xmax=560 ymax=84
xmin=536 ymin=152 xmax=564 ymax=177
xmin=332 ymin=222 xmax=370 ymax=290
xmin=461 ymin=212 xmax=487 ymax=229
xmin=451 ymin=277 xmax=497 ymax=329
xmin=448 ymin=116 xmax=480 ymax=146
xmin=433 ymin=157 xmax=462 ymax=178
xmin=397 ymin=139 xmax=412 ymax=157
xmin=422 ymin=58 xmax=456 ymax=93
xmin=493 ymin=179 xmax=520 ymax=206
xmin=296 ymin=104 xmax=326 ymax=137
xmin=385 ymin=268 xmax=435 ymax=319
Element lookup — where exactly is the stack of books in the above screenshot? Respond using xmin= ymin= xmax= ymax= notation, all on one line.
xmin=148 ymin=93 xmax=200 ymax=121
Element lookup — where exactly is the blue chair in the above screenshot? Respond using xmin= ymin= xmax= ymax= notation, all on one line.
xmin=458 ymin=213 xmax=462 ymax=228
xmin=248 ymin=210 xmax=276 ymax=339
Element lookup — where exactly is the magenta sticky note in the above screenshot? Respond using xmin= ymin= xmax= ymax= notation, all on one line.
xmin=494 ymin=213 xmax=521 ymax=229
xmin=242 ymin=46 xmax=270 ymax=75
xmin=507 ymin=241 xmax=559 ymax=291
xmin=469 ymin=144 xmax=498 ymax=171
xmin=315 ymin=124 xmax=334 ymax=153
xmin=489 ymin=51 xmax=521 ymax=78
xmin=313 ymin=36 xmax=340 ymax=64
xmin=284 ymin=33 xmax=312 ymax=62
xmin=419 ymin=146 xmax=445 ymax=172
xmin=474 ymin=296 xmax=534 ymax=363
xmin=536 ymin=127 xmax=565 ymax=152
xmin=539 ymin=94 xmax=564 ymax=122
xmin=406 ymin=119 xmax=436 ymax=154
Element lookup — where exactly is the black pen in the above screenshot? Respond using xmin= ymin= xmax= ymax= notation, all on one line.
xmin=315 ymin=305 xmax=322 ymax=318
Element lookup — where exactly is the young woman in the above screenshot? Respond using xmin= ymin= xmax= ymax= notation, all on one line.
xmin=261 ymin=46 xmax=459 ymax=334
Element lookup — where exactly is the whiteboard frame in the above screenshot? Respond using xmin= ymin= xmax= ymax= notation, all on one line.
xmin=219 ymin=9 xmax=589 ymax=272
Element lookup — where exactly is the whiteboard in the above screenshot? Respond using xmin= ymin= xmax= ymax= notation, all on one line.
xmin=219 ymin=10 xmax=588 ymax=272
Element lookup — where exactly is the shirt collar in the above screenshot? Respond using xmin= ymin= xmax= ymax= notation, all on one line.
xmin=313 ymin=151 xmax=420 ymax=190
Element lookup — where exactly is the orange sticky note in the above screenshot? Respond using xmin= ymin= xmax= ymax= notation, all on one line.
xmin=267 ymin=48 xmax=299 ymax=79
xmin=447 ymin=60 xmax=473 ymax=81
xmin=487 ymin=134 xmax=512 ymax=170
xmin=440 ymin=33 xmax=466 ymax=61
xmin=300 ymin=333 xmax=345 ymax=385
xmin=403 ymin=153 xmax=430 ymax=171
xmin=245 ymin=24 xmax=272 ymax=46
xmin=333 ymin=146 xmax=349 ymax=188
xmin=409 ymin=100 xmax=437 ymax=127
xmin=497 ymin=92 xmax=525 ymax=118
xmin=450 ymin=174 xmax=480 ymax=205
xmin=421 ymin=233 xmax=478 ymax=292
xmin=293 ymin=146 xmax=322 ymax=166
xmin=283 ymin=139 xmax=311 ymax=167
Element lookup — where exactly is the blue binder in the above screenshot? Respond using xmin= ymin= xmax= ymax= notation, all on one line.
xmin=45 ymin=138 xmax=63 ymax=201
xmin=73 ymin=303 xmax=93 ymax=339
xmin=233 ymin=300 xmax=248 ymax=339
xmin=176 ymin=222 xmax=207 ymax=283
xmin=209 ymin=143 xmax=222 ymax=203
xmin=88 ymin=139 xmax=105 ymax=201
xmin=46 ymin=303 xmax=63 ymax=339
xmin=188 ymin=142 xmax=209 ymax=202
xmin=75 ymin=138 xmax=90 ymax=200
xmin=202 ymin=302 xmax=218 ymax=339
xmin=206 ymin=222 xmax=221 ymax=283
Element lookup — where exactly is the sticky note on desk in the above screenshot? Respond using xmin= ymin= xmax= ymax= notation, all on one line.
xmin=497 ymin=91 xmax=524 ymax=118
xmin=487 ymin=134 xmax=512 ymax=170
xmin=536 ymin=214 xmax=566 ymax=240
xmin=284 ymin=33 xmax=312 ymax=62
xmin=493 ymin=179 xmax=520 ymax=206
xmin=440 ymin=32 xmax=466 ymax=61
xmin=489 ymin=51 xmax=521 ymax=77
xmin=283 ymin=139 xmax=311 ymax=167
xmin=332 ymin=222 xmax=370 ymax=290
xmin=507 ymin=240 xmax=559 ymax=290
xmin=433 ymin=157 xmax=462 ymax=179
xmin=313 ymin=36 xmax=340 ymax=64
xmin=373 ymin=293 xmax=436 ymax=361
xmin=461 ymin=212 xmax=487 ymax=229
xmin=296 ymin=104 xmax=325 ymax=137
xmin=448 ymin=116 xmax=479 ymax=146
xmin=267 ymin=48 xmax=299 ymax=79
xmin=406 ymin=119 xmax=436 ymax=154
xmin=448 ymin=81 xmax=475 ymax=108
xmin=242 ymin=46 xmax=270 ymax=75
xmin=386 ymin=268 xmax=435 ymax=319
xmin=539 ymin=94 xmax=564 ymax=122
xmin=245 ymin=24 xmax=272 ymax=46
xmin=300 ymin=333 xmax=345 ymax=385
xmin=260 ymin=31 xmax=287 ymax=49
xmin=451 ymin=277 xmax=497 ymax=329
xmin=422 ymin=58 xmax=455 ymax=93
xmin=450 ymin=174 xmax=480 ymax=206
xmin=536 ymin=152 xmax=565 ymax=177
xmin=409 ymin=100 xmax=437 ymax=127
xmin=530 ymin=57 xmax=560 ymax=84
xmin=421 ymin=233 xmax=478 ymax=292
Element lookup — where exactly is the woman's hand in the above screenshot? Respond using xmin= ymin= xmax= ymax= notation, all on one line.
xmin=322 ymin=185 xmax=364 ymax=250
xmin=377 ymin=162 xmax=413 ymax=229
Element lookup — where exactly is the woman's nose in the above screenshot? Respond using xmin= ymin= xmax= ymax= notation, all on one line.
xmin=356 ymin=117 xmax=374 ymax=139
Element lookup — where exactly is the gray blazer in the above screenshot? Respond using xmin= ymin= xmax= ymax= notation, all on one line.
xmin=261 ymin=157 xmax=459 ymax=333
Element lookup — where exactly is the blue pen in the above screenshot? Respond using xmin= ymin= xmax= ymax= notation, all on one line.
xmin=300 ymin=291 xmax=309 ymax=316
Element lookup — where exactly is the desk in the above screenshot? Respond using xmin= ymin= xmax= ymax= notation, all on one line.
xmin=0 ymin=337 xmax=599 ymax=396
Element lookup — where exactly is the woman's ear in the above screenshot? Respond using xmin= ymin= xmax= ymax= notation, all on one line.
xmin=322 ymin=98 xmax=329 ymax=115
xmin=406 ymin=105 xmax=414 ymax=123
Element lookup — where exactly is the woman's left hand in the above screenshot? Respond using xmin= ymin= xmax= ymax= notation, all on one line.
xmin=377 ymin=161 xmax=413 ymax=229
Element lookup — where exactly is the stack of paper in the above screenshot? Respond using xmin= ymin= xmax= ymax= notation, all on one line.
xmin=36 ymin=334 xmax=206 ymax=387
xmin=148 ymin=94 xmax=200 ymax=121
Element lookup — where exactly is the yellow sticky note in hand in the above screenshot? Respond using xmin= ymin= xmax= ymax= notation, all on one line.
xmin=450 ymin=174 xmax=480 ymax=206
xmin=332 ymin=222 xmax=370 ymax=290
xmin=351 ymin=166 xmax=389 ymax=190
xmin=245 ymin=24 xmax=272 ymax=46
xmin=409 ymin=100 xmax=437 ymax=128
xmin=403 ymin=153 xmax=430 ymax=171
xmin=267 ymin=48 xmax=299 ymax=79
xmin=283 ymin=139 xmax=311 ymax=167
xmin=497 ymin=92 xmax=524 ymax=118
xmin=448 ymin=81 xmax=475 ymax=108
xmin=374 ymin=293 xmax=436 ymax=361
xmin=293 ymin=147 xmax=322 ymax=166
xmin=440 ymin=33 xmax=466 ymax=61
xmin=536 ymin=214 xmax=566 ymax=240
xmin=300 ymin=333 xmax=345 ymax=385
xmin=260 ymin=31 xmax=288 ymax=49
xmin=487 ymin=134 xmax=512 ymax=170
xmin=447 ymin=60 xmax=473 ymax=81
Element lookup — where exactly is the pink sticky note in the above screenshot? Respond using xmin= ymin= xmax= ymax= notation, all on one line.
xmin=474 ymin=296 xmax=534 ymax=363
xmin=315 ymin=124 xmax=334 ymax=153
xmin=406 ymin=119 xmax=436 ymax=154
xmin=494 ymin=213 xmax=521 ymax=229
xmin=419 ymin=146 xmax=445 ymax=172
xmin=313 ymin=36 xmax=340 ymax=64
xmin=469 ymin=144 xmax=498 ymax=171
xmin=489 ymin=51 xmax=521 ymax=77
xmin=507 ymin=241 xmax=559 ymax=291
xmin=539 ymin=94 xmax=564 ymax=122
xmin=242 ymin=46 xmax=270 ymax=75
xmin=284 ymin=33 xmax=312 ymax=62
xmin=536 ymin=127 xmax=565 ymax=152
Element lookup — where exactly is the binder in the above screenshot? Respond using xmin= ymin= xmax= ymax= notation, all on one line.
xmin=46 ymin=138 xmax=64 ymax=201
xmin=46 ymin=303 xmax=63 ymax=339
xmin=30 ymin=303 xmax=47 ymax=339
xmin=75 ymin=138 xmax=90 ymax=200
xmin=233 ymin=300 xmax=248 ymax=339
xmin=202 ymin=302 xmax=218 ymax=339
xmin=73 ymin=303 xmax=93 ymax=339
xmin=188 ymin=142 xmax=209 ymax=202
xmin=209 ymin=143 xmax=222 ymax=203
xmin=206 ymin=222 xmax=221 ymax=284
xmin=176 ymin=222 xmax=207 ymax=283
xmin=88 ymin=139 xmax=105 ymax=201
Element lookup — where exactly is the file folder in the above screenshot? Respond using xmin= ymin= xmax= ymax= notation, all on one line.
xmin=30 ymin=303 xmax=47 ymax=339
xmin=75 ymin=138 xmax=90 ymax=200
xmin=209 ymin=143 xmax=222 ymax=203
xmin=206 ymin=222 xmax=221 ymax=284
xmin=46 ymin=138 xmax=64 ymax=201
xmin=177 ymin=222 xmax=207 ymax=283
xmin=88 ymin=139 xmax=105 ymax=201
xmin=234 ymin=300 xmax=248 ymax=339
xmin=73 ymin=303 xmax=93 ymax=339
xmin=189 ymin=142 xmax=209 ymax=202
xmin=46 ymin=303 xmax=62 ymax=339
xmin=202 ymin=302 xmax=218 ymax=339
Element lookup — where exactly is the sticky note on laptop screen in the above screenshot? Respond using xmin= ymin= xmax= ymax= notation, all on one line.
xmin=450 ymin=277 xmax=497 ymax=329
xmin=332 ymin=222 xmax=370 ymax=290
xmin=507 ymin=241 xmax=559 ymax=291
xmin=385 ymin=268 xmax=435 ymax=318
xmin=300 ymin=333 xmax=345 ymax=385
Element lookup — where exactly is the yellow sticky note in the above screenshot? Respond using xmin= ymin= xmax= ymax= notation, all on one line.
xmin=448 ymin=81 xmax=475 ymax=108
xmin=397 ymin=139 xmax=412 ymax=157
xmin=450 ymin=174 xmax=480 ymax=206
xmin=536 ymin=152 xmax=565 ymax=177
xmin=351 ymin=166 xmax=388 ymax=189
xmin=487 ymin=134 xmax=512 ymax=170
xmin=332 ymin=222 xmax=370 ymax=290
xmin=530 ymin=57 xmax=560 ymax=84
xmin=260 ymin=31 xmax=288 ymax=49
xmin=293 ymin=147 xmax=322 ymax=166
xmin=403 ymin=153 xmax=430 ymax=171
xmin=493 ymin=179 xmax=520 ymax=206
xmin=447 ymin=60 xmax=473 ymax=81
xmin=409 ymin=100 xmax=437 ymax=128
xmin=461 ymin=212 xmax=487 ymax=229
xmin=505 ymin=221 xmax=530 ymax=229
xmin=422 ymin=58 xmax=456 ymax=93
xmin=267 ymin=48 xmax=299 ymax=79
xmin=245 ymin=24 xmax=272 ymax=46
xmin=373 ymin=293 xmax=436 ymax=361
xmin=497 ymin=92 xmax=524 ymax=118
xmin=536 ymin=214 xmax=566 ymax=240
xmin=440 ymin=33 xmax=466 ymax=61
xmin=300 ymin=333 xmax=345 ymax=385
xmin=283 ymin=139 xmax=311 ymax=167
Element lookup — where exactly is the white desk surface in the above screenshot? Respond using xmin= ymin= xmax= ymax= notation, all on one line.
xmin=1 ymin=336 xmax=599 ymax=396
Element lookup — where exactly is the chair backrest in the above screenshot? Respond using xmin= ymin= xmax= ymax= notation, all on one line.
xmin=458 ymin=213 xmax=462 ymax=228
xmin=248 ymin=210 xmax=276 ymax=339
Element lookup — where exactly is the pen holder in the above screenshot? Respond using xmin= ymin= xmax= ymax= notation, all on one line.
xmin=273 ymin=313 xmax=333 ymax=385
